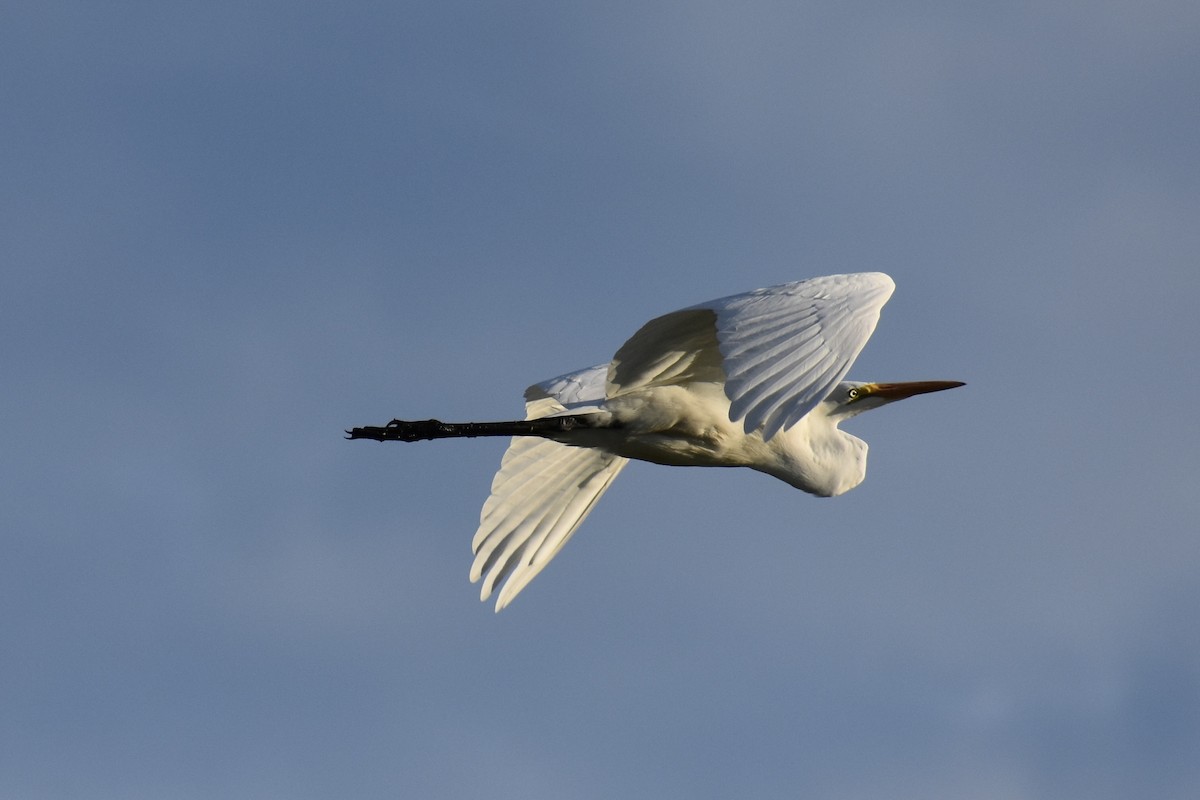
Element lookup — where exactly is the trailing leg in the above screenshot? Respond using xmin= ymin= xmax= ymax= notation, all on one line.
xmin=345 ymin=415 xmax=598 ymax=443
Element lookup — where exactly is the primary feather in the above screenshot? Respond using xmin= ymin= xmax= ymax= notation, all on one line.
xmin=472 ymin=366 xmax=627 ymax=610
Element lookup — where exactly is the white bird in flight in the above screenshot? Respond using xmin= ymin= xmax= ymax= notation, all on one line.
xmin=349 ymin=272 xmax=963 ymax=610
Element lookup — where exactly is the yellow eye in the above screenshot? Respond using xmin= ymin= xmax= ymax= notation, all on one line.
xmin=847 ymin=387 xmax=861 ymax=401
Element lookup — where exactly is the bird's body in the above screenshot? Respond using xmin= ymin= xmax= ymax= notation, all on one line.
xmin=349 ymin=272 xmax=963 ymax=610
xmin=531 ymin=372 xmax=866 ymax=496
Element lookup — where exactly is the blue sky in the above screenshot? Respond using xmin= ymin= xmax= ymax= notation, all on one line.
xmin=3 ymin=3 xmax=1198 ymax=798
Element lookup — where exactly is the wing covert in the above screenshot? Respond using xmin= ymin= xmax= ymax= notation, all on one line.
xmin=525 ymin=363 xmax=609 ymax=411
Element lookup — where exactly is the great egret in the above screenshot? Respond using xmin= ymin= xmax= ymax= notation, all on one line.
xmin=349 ymin=272 xmax=963 ymax=610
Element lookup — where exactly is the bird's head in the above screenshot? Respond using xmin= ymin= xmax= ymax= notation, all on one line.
xmin=829 ymin=380 xmax=965 ymax=420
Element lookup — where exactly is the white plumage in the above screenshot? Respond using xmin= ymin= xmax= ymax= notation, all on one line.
xmin=348 ymin=272 xmax=963 ymax=610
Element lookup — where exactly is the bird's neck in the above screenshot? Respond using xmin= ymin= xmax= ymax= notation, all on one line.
xmin=765 ymin=417 xmax=867 ymax=497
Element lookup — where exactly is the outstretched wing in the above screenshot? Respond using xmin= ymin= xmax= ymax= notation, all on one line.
xmin=470 ymin=365 xmax=628 ymax=611
xmin=608 ymin=272 xmax=895 ymax=439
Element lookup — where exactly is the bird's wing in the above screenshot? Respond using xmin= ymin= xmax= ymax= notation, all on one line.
xmin=471 ymin=365 xmax=627 ymax=611
xmin=608 ymin=272 xmax=895 ymax=439
xmin=606 ymin=305 xmax=726 ymax=396
xmin=524 ymin=363 xmax=609 ymax=414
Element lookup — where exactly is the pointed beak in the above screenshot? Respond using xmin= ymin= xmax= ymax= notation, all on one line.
xmin=865 ymin=380 xmax=965 ymax=401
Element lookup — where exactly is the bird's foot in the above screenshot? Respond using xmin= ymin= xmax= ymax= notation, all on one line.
xmin=345 ymin=419 xmax=445 ymax=442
